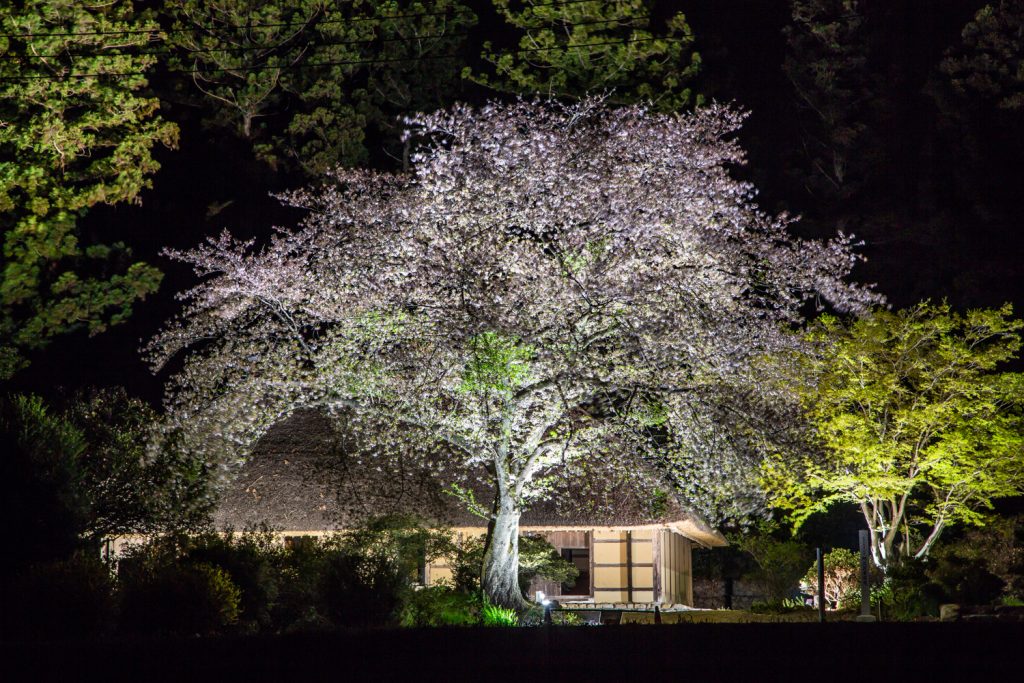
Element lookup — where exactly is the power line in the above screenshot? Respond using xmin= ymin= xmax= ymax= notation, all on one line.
xmin=0 ymin=7 xmax=458 ymax=40
xmin=0 ymin=35 xmax=684 ymax=81
xmin=1 ymin=14 xmax=649 ymax=61
xmin=2 ymin=30 xmax=472 ymax=61
xmin=0 ymin=0 xmax=608 ymax=41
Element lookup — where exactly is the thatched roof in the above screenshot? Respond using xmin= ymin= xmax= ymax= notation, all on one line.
xmin=213 ymin=410 xmax=726 ymax=546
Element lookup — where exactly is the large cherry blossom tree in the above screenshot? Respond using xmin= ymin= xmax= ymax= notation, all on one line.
xmin=149 ymin=99 xmax=880 ymax=608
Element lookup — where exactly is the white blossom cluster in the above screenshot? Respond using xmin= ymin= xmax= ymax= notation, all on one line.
xmin=148 ymin=99 xmax=881 ymax=528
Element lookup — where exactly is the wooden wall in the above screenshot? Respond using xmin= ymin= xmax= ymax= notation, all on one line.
xmin=591 ymin=529 xmax=656 ymax=603
xmin=658 ymin=530 xmax=693 ymax=605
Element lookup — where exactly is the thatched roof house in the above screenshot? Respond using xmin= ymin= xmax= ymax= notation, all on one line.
xmin=213 ymin=410 xmax=725 ymax=607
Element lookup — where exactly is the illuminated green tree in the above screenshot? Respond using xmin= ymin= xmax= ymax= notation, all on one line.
xmin=764 ymin=302 xmax=1024 ymax=572
xmin=0 ymin=0 xmax=177 ymax=380
xmin=469 ymin=0 xmax=700 ymax=110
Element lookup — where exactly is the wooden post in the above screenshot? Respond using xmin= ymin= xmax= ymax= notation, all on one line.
xmin=816 ymin=547 xmax=826 ymax=623
xmin=857 ymin=530 xmax=877 ymax=622
xmin=625 ymin=530 xmax=634 ymax=604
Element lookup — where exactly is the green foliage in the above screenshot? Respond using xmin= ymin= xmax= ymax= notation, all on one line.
xmin=459 ymin=331 xmax=534 ymax=396
xmin=749 ymin=596 xmax=814 ymax=614
xmin=400 ymin=585 xmax=479 ymax=627
xmin=942 ymin=0 xmax=1024 ymax=110
xmin=1 ymin=393 xmax=91 ymax=571
xmin=448 ymin=533 xmax=577 ymax=597
xmin=732 ymin=520 xmax=813 ymax=604
xmin=66 ymin=388 xmax=214 ymax=540
xmin=0 ymin=391 xmax=212 ymax=576
xmin=551 ymin=609 xmax=583 ymax=625
xmin=517 ymin=535 xmax=580 ymax=593
xmin=318 ymin=515 xmax=453 ymax=627
xmin=0 ymin=1 xmax=176 ymax=378
xmin=321 ymin=546 xmax=410 ymax=627
xmin=800 ymin=547 xmax=862 ymax=609
xmin=119 ymin=540 xmax=242 ymax=636
xmin=926 ymin=515 xmax=1024 ymax=605
xmin=163 ymin=0 xmax=476 ymax=175
xmin=783 ymin=0 xmax=870 ymax=196
xmin=469 ymin=0 xmax=700 ymax=110
xmin=765 ymin=302 xmax=1024 ymax=571
xmin=1 ymin=552 xmax=116 ymax=640
xmin=120 ymin=519 xmax=464 ymax=634
xmin=874 ymin=561 xmax=943 ymax=621
xmin=182 ymin=526 xmax=282 ymax=633
xmin=481 ymin=601 xmax=518 ymax=626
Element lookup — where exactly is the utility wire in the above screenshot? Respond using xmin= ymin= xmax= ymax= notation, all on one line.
xmin=2 ymin=14 xmax=648 ymax=61
xmin=3 ymin=30 xmax=472 ymax=61
xmin=0 ymin=0 xmax=607 ymax=40
xmin=0 ymin=7 xmax=457 ymax=40
xmin=0 ymin=35 xmax=683 ymax=81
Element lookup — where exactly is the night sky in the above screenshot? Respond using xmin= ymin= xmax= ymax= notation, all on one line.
xmin=10 ymin=0 xmax=1024 ymax=406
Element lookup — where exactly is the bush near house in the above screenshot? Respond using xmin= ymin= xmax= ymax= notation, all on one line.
xmin=118 ymin=537 xmax=242 ymax=637
xmin=1 ymin=517 xmax=632 ymax=638
xmin=732 ymin=521 xmax=814 ymax=605
xmin=400 ymin=586 xmax=480 ymax=627
xmin=0 ymin=552 xmax=116 ymax=640
xmin=182 ymin=527 xmax=281 ymax=633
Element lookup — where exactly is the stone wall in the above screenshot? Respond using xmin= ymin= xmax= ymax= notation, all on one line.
xmin=693 ymin=577 xmax=771 ymax=610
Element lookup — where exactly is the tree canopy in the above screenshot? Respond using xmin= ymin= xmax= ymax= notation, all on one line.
xmin=764 ymin=302 xmax=1024 ymax=572
xmin=0 ymin=390 xmax=211 ymax=576
xmin=0 ymin=0 xmax=177 ymax=380
xmin=163 ymin=0 xmax=476 ymax=174
xmin=469 ymin=0 xmax=701 ymax=110
xmin=942 ymin=0 xmax=1024 ymax=111
xmin=150 ymin=98 xmax=878 ymax=606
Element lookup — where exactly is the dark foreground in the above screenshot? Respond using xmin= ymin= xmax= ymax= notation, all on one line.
xmin=4 ymin=623 xmax=1023 ymax=682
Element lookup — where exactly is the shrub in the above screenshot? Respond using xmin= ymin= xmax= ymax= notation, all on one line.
xmin=876 ymin=561 xmax=942 ymax=621
xmin=517 ymin=535 xmax=579 ymax=594
xmin=400 ymin=586 xmax=479 ymax=627
xmin=119 ymin=539 xmax=242 ymax=636
xmin=269 ymin=535 xmax=336 ymax=633
xmin=749 ymin=597 xmax=814 ymax=614
xmin=319 ymin=515 xmax=455 ymax=628
xmin=801 ymin=548 xmax=861 ymax=610
xmin=733 ymin=521 xmax=813 ymax=604
xmin=184 ymin=527 xmax=281 ymax=633
xmin=926 ymin=517 xmax=1024 ymax=604
xmin=1 ymin=553 xmax=116 ymax=640
xmin=321 ymin=548 xmax=409 ymax=628
xmin=551 ymin=610 xmax=584 ymax=625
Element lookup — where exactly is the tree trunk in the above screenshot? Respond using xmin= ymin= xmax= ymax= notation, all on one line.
xmin=481 ymin=497 xmax=528 ymax=610
xmin=860 ymin=500 xmax=906 ymax=574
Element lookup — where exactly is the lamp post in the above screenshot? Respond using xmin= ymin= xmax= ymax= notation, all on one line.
xmin=856 ymin=530 xmax=877 ymax=622
xmin=537 ymin=591 xmax=552 ymax=626
xmin=816 ymin=547 xmax=825 ymax=623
